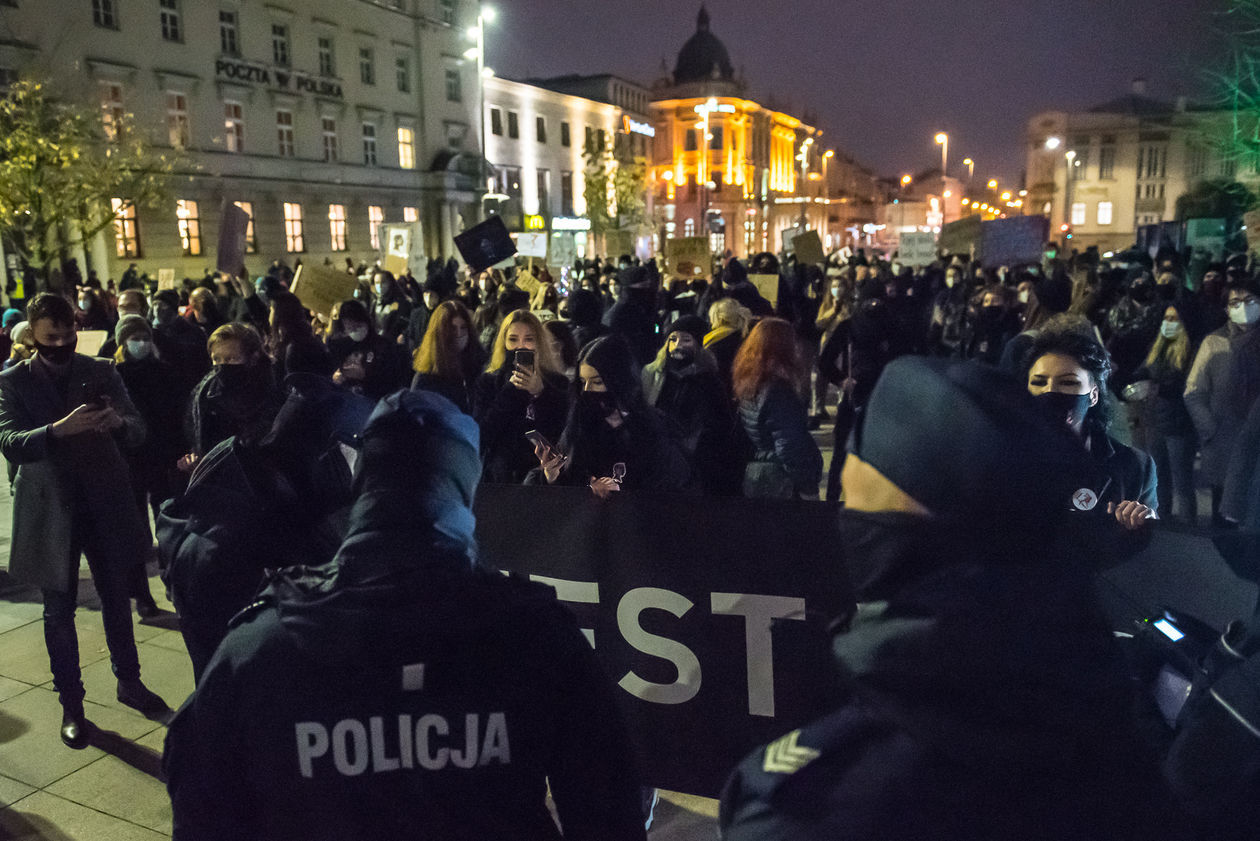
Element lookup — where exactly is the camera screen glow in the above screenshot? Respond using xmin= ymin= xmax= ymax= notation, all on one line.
xmin=1154 ymin=619 xmax=1185 ymax=642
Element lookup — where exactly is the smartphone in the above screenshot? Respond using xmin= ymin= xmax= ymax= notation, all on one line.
xmin=524 ymin=429 xmax=566 ymax=463
xmin=82 ymin=383 xmax=108 ymax=410
xmin=514 ymin=349 xmax=536 ymax=370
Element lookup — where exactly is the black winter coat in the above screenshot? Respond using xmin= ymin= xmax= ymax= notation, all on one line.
xmin=738 ymin=379 xmax=822 ymax=498
xmin=472 ymin=367 xmax=568 ymax=483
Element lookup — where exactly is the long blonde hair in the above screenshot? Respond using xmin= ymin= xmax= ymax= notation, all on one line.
xmin=486 ymin=309 xmax=560 ymax=375
xmin=1143 ymin=305 xmax=1191 ymax=372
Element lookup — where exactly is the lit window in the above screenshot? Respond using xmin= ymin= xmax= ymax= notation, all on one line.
xmin=100 ymin=83 xmax=124 ymax=141
xmin=219 ymin=11 xmax=238 ymax=55
xmin=1071 ymin=202 xmax=1086 ymax=226
xmin=362 ymin=123 xmax=377 ymax=166
xmin=368 ymin=205 xmax=384 ymax=249
xmin=359 ymin=48 xmax=375 ymax=86
xmin=276 ymin=110 xmax=294 ymax=157
xmin=272 ymin=24 xmax=290 ymax=67
xmin=1097 ymin=201 xmax=1113 ymax=226
xmin=284 ymin=202 xmax=304 ymax=252
xmin=683 ymin=218 xmax=695 ymax=237
xmin=329 ymin=204 xmax=347 ymax=251
xmin=224 ymin=101 xmax=244 ymax=152
xmin=111 ymin=198 xmax=139 ymax=257
xmin=322 ymin=117 xmax=339 ymax=162
xmin=233 ymin=201 xmax=257 ymax=253
xmin=445 ymin=68 xmax=461 ymax=103
xmin=93 ymin=0 xmax=118 ymax=28
xmin=176 ymin=199 xmax=201 ymax=256
xmin=318 ymin=37 xmax=335 ymax=77
xmin=396 ymin=56 xmax=410 ymax=93
xmin=397 ymin=126 xmax=415 ymax=169
xmin=159 ymin=0 xmax=181 ymax=41
xmin=403 ymin=206 xmax=418 ymax=222
xmin=166 ymin=92 xmax=189 ymax=148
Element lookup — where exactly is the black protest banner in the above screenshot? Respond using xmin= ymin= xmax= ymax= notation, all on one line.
xmin=979 ymin=215 xmax=1050 ymax=269
xmin=472 ymin=484 xmax=853 ymax=798
xmin=455 ymin=215 xmax=517 ymax=273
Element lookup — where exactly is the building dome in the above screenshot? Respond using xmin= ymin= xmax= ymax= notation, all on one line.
xmin=673 ymin=6 xmax=734 ymax=84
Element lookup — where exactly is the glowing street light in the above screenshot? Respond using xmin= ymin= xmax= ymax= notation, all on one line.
xmin=1044 ymin=136 xmax=1062 ymax=150
xmin=901 ymin=174 xmax=912 ymax=186
xmin=934 ymin=132 xmax=948 ymax=177
xmin=987 ymin=179 xmax=998 ymax=190
xmin=963 ymin=157 xmax=974 ymax=179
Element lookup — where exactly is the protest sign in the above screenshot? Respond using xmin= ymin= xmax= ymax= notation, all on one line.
xmin=455 ymin=215 xmax=517 ymax=274
xmin=898 ymin=232 xmax=938 ymax=267
xmin=156 ymin=269 xmax=177 ymax=291
xmin=749 ymin=274 xmax=780 ymax=307
xmin=791 ymin=231 xmax=825 ymax=266
xmin=382 ymin=225 xmax=411 ymax=276
xmin=290 ymin=263 xmax=360 ymax=317
xmin=76 ymin=330 xmax=108 ymax=358
xmin=217 ymin=203 xmax=251 ymax=276
xmin=1245 ymin=210 xmax=1260 ymax=250
xmin=667 ymin=237 xmax=711 ymax=279
xmin=516 ymin=232 xmax=548 ymax=259
xmin=781 ymin=225 xmax=804 ymax=254
xmin=548 ymin=232 xmax=577 ymax=269
xmin=939 ymin=215 xmax=983 ymax=256
xmin=979 ymin=215 xmax=1049 ymax=269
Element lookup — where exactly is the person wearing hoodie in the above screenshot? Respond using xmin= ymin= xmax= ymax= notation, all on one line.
xmin=603 ymin=265 xmax=662 ymax=366
xmin=719 ymin=356 xmax=1177 ymax=840
xmin=563 ymin=288 xmax=608 ymax=350
xmin=164 ymin=388 xmax=647 ymax=841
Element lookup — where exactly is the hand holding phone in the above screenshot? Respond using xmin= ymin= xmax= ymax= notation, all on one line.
xmin=526 ymin=429 xmax=566 ymax=483
xmin=509 ymin=350 xmax=543 ymax=396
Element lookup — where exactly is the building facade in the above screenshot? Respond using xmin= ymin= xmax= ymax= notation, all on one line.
xmin=0 ymin=0 xmax=484 ymax=282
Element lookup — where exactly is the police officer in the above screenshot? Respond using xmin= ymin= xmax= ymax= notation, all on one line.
xmin=164 ymin=389 xmax=646 ymax=841
xmin=719 ymin=357 xmax=1180 ymax=840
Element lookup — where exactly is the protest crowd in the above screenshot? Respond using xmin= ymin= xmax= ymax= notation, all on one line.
xmin=1 ymin=229 xmax=1259 ymax=840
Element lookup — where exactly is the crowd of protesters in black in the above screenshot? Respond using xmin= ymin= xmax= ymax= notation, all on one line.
xmin=1 ymin=235 xmax=1258 ymax=838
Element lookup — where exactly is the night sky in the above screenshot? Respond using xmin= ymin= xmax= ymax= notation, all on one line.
xmin=492 ymin=0 xmax=1223 ymax=187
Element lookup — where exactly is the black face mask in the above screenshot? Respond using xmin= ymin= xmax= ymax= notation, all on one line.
xmin=1037 ymin=390 xmax=1093 ymax=430
xmin=35 ymin=338 xmax=77 ymax=367
xmin=1129 ymin=284 xmax=1152 ymax=303
xmin=580 ymin=390 xmax=619 ymax=420
xmin=666 ymin=347 xmax=696 ymax=369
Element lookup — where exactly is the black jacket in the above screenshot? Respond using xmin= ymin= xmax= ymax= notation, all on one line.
xmin=738 ymin=379 xmax=822 ymax=498
xmin=643 ymin=351 xmax=742 ymax=495
xmin=472 ymin=367 xmax=568 ymax=483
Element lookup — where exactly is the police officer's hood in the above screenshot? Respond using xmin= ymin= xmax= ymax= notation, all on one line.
xmin=334 ymin=389 xmax=482 ymax=578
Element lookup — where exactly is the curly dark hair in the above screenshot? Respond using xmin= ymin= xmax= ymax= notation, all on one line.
xmin=1021 ymin=314 xmax=1113 ymax=432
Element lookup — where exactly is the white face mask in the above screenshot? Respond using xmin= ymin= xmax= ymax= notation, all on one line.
xmin=1160 ymin=320 xmax=1182 ymax=339
xmin=830 ymin=285 xmax=841 ymax=299
xmin=944 ymin=273 xmax=957 ymax=288
xmin=1018 ymin=289 xmax=1031 ymax=305
xmin=1229 ymin=300 xmax=1260 ymax=326
xmin=347 ymin=327 xmax=369 ymax=343
xmin=125 ymin=338 xmax=153 ymax=360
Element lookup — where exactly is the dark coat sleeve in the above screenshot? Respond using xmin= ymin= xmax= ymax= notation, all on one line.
xmin=0 ymin=373 xmax=52 ymax=464
xmin=762 ymin=382 xmax=823 ymax=497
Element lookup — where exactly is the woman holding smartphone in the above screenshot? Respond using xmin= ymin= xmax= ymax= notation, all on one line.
xmin=472 ymin=309 xmax=568 ymax=483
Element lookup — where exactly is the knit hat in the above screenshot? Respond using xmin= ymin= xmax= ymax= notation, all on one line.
xmin=665 ymin=315 xmax=709 ymax=345
xmin=115 ymin=314 xmax=152 ymax=345
xmin=850 ymin=357 xmax=1091 ymax=530
xmin=2 ymin=309 xmax=22 ymax=330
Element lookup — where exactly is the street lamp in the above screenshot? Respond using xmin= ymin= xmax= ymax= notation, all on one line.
xmin=474 ymin=6 xmax=497 ymax=219
xmin=901 ymin=174 xmax=912 ymax=186
xmin=987 ymin=179 xmax=998 ymax=190
xmin=934 ymin=132 xmax=948 ymax=177
xmin=1044 ymin=136 xmax=1062 ymax=151
xmin=963 ymin=157 xmax=974 ymax=180
xmin=1064 ymin=150 xmax=1077 ymax=232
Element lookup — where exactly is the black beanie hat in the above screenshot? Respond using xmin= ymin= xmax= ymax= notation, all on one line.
xmin=850 ymin=357 xmax=1091 ymax=530
xmin=665 ymin=315 xmax=709 ymax=345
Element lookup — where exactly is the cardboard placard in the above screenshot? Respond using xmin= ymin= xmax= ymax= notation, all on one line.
xmin=749 ymin=274 xmax=779 ymax=307
xmin=548 ymin=232 xmax=577 ymax=269
xmin=77 ymin=329 xmax=108 ymax=358
xmin=666 ymin=237 xmax=711 ymax=279
xmin=455 ymin=215 xmax=517 ymax=274
xmin=157 ymin=269 xmax=177 ymax=291
xmin=791 ymin=231 xmax=825 ymax=266
xmin=516 ymin=232 xmax=548 ymax=259
xmin=939 ymin=215 xmax=983 ymax=256
xmin=979 ymin=216 xmax=1049 ymax=269
xmin=290 ymin=263 xmax=361 ymax=317
xmin=1245 ymin=210 xmax=1260 ymax=249
xmin=898 ymin=232 xmax=938 ymax=267
xmin=216 ymin=203 xmax=251 ymax=276
xmin=383 ymin=225 xmax=412 ymax=276
xmin=781 ymin=225 xmax=805 ymax=254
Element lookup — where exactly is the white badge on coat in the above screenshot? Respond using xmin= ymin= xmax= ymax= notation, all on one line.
xmin=1072 ymin=488 xmax=1100 ymax=511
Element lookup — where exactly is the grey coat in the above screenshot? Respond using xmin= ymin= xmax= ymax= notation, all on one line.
xmin=1184 ymin=324 xmax=1249 ymax=487
xmin=0 ymin=355 xmax=148 ymax=592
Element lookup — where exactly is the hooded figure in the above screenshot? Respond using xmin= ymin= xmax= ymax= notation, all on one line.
xmin=165 ymin=388 xmax=648 ymax=841
xmin=719 ymin=357 xmax=1180 ymax=840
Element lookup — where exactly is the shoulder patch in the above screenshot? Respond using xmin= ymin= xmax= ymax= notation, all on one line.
xmin=762 ymin=729 xmax=820 ymax=775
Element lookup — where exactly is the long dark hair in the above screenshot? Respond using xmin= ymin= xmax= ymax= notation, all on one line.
xmin=556 ymin=335 xmax=658 ymax=473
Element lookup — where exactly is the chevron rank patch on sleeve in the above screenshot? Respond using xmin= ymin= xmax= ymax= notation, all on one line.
xmin=761 ymin=729 xmax=820 ymax=775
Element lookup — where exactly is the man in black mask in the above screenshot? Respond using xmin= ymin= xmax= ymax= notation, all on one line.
xmin=0 ymin=293 xmax=168 ymax=748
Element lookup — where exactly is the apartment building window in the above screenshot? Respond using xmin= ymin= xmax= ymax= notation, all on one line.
xmin=709 ymin=126 xmax=722 ymax=151
xmin=496 ymin=166 xmax=522 ymax=199
xmin=159 ymin=0 xmax=182 ymax=41
xmin=561 ymin=170 xmax=574 ymax=216
xmin=536 ymin=168 xmax=551 ymax=214
xmin=1071 ymin=202 xmax=1086 ymax=226
xmin=329 ymin=204 xmax=347 ymax=251
xmin=318 ymin=37 xmax=336 ymax=77
xmin=223 ymin=101 xmax=244 ymax=152
xmin=359 ymin=48 xmax=375 ymax=86
xmin=219 ymin=10 xmax=239 ymax=55
xmin=684 ymin=218 xmax=695 ymax=237
xmin=166 ymin=92 xmax=190 ymax=148
xmin=100 ymin=83 xmax=124 ymax=141
xmin=536 ymin=116 xmax=546 ymax=144
xmin=585 ymin=125 xmax=594 ymax=149
xmin=403 ymin=206 xmax=418 ymax=222
xmin=1070 ymin=148 xmax=1087 ymax=181
xmin=272 ymin=24 xmax=290 ymax=67
xmin=276 ymin=110 xmax=294 ymax=157
xmin=490 ymin=108 xmax=503 ymax=136
xmin=111 ymin=198 xmax=139 ymax=257
xmin=93 ymin=0 xmax=118 ymax=28
xmin=560 ymin=121 xmax=570 ymax=147
xmin=362 ymin=123 xmax=377 ymax=165
xmin=1098 ymin=201 xmax=1114 ymax=226
xmin=439 ymin=0 xmax=456 ymax=25
xmin=684 ymin=128 xmax=698 ymax=152
xmin=445 ymin=69 xmax=461 ymax=103
xmin=284 ymin=202 xmax=305 ymax=252
xmin=322 ymin=117 xmax=339 ymax=162
xmin=396 ymin=56 xmax=411 ymax=93
xmin=1187 ymin=145 xmax=1208 ymax=178
xmin=233 ymin=201 xmax=258 ymax=253
xmin=176 ymin=199 xmax=201 ymax=255
xmin=397 ymin=126 xmax=415 ymax=169
xmin=368 ymin=205 xmax=384 ymax=249
xmin=1098 ymin=145 xmax=1116 ymax=180
xmin=507 ymin=111 xmax=519 ymax=139
xmin=1139 ymin=146 xmax=1166 ymax=179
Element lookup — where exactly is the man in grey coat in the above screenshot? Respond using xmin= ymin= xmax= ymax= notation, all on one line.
xmin=0 ymin=293 xmax=167 ymax=748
